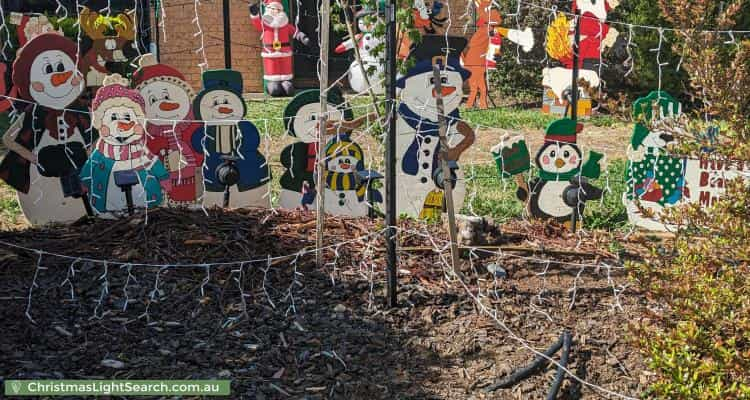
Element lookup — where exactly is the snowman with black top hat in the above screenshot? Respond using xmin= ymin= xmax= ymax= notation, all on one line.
xmin=395 ymin=35 xmax=476 ymax=219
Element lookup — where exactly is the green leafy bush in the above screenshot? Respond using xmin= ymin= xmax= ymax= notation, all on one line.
xmin=631 ymin=1 xmax=750 ymax=398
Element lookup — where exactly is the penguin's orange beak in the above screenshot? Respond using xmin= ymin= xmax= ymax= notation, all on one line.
xmin=51 ymin=71 xmax=73 ymax=87
xmin=555 ymin=158 xmax=565 ymax=168
xmin=432 ymin=86 xmax=456 ymax=98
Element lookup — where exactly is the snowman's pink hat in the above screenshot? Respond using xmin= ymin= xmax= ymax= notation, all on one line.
xmin=91 ymin=74 xmax=146 ymax=130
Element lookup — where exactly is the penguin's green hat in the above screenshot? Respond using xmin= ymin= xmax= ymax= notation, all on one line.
xmin=283 ymin=87 xmax=354 ymax=138
xmin=544 ymin=118 xmax=583 ymax=144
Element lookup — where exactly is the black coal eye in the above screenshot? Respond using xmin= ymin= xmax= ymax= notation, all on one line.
xmin=44 ymin=64 xmax=53 ymax=74
xmin=164 ymin=93 xmax=171 ymax=100
xmin=564 ymin=150 xmax=570 ymax=157
xmin=550 ymin=150 xmax=556 ymax=158
xmin=213 ymin=99 xmax=220 ymax=106
xmin=441 ymin=77 xmax=447 ymax=84
xmin=223 ymin=98 xmax=229 ymax=104
xmin=110 ymin=113 xmax=118 ymax=121
xmin=429 ymin=77 xmax=435 ymax=84
xmin=149 ymin=96 xmax=157 ymax=105
xmin=123 ymin=114 xmax=131 ymax=121
xmin=56 ymin=62 xmax=65 ymax=73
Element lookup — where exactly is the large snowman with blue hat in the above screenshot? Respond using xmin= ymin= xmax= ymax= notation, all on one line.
xmin=395 ymin=35 xmax=476 ymax=219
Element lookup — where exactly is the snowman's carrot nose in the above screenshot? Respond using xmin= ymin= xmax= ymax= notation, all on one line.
xmin=432 ymin=86 xmax=456 ymax=97
xmin=218 ymin=106 xmax=233 ymax=114
xmin=159 ymin=101 xmax=180 ymax=111
xmin=51 ymin=71 xmax=73 ymax=87
xmin=117 ymin=121 xmax=136 ymax=131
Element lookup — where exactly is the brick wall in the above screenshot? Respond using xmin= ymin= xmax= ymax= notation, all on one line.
xmin=153 ymin=0 xmax=475 ymax=94
xmin=154 ymin=0 xmax=263 ymax=93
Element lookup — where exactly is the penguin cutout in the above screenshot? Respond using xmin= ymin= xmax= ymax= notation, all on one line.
xmin=80 ymin=74 xmax=170 ymax=215
xmin=334 ymin=6 xmax=385 ymax=95
xmin=322 ymin=133 xmax=382 ymax=217
xmin=191 ymin=70 xmax=271 ymax=209
xmin=279 ymin=88 xmax=353 ymax=210
xmin=0 ymin=33 xmax=94 ymax=226
xmin=132 ymin=54 xmax=204 ymax=205
xmin=395 ymin=35 xmax=476 ymax=219
xmin=516 ymin=119 xmax=604 ymax=223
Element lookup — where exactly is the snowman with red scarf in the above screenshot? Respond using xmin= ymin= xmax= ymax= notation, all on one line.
xmin=249 ymin=0 xmax=310 ymax=97
xmin=0 ymin=33 xmax=93 ymax=225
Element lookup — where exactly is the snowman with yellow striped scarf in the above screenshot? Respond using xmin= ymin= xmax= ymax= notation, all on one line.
xmin=323 ymin=134 xmax=381 ymax=217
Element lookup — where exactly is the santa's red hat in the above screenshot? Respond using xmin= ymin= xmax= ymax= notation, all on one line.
xmin=131 ymin=54 xmax=195 ymax=97
xmin=572 ymin=0 xmax=616 ymax=13
xmin=12 ymin=33 xmax=84 ymax=101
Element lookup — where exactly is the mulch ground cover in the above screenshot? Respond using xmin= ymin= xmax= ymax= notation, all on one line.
xmin=0 ymin=208 xmax=652 ymax=399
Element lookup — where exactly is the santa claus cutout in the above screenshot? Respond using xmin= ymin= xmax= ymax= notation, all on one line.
xmin=249 ymin=0 xmax=310 ymax=97
xmin=543 ymin=0 xmax=620 ymax=118
xmin=0 ymin=33 xmax=94 ymax=226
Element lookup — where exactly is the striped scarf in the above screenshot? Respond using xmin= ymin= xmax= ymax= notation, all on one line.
xmin=324 ymin=171 xmax=367 ymax=201
xmin=144 ymin=112 xmax=198 ymax=167
xmin=96 ymin=136 xmax=156 ymax=164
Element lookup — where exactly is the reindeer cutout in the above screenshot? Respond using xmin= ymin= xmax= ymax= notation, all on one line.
xmin=79 ymin=7 xmax=136 ymax=87
xmin=462 ymin=0 xmax=534 ymax=109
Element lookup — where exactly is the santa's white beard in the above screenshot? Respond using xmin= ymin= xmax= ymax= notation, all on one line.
xmin=263 ymin=13 xmax=289 ymax=28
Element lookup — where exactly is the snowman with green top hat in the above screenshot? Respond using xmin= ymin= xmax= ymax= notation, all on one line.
xmin=278 ymin=88 xmax=352 ymax=210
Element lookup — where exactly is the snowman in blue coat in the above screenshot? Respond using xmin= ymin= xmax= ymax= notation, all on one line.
xmin=191 ymin=70 xmax=271 ymax=208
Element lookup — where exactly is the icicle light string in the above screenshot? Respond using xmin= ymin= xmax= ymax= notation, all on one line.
xmin=0 ymin=94 xmax=386 ymax=125
xmin=515 ymin=0 xmax=750 ymax=34
xmin=193 ymin=0 xmax=208 ymax=72
xmin=414 ymin=227 xmax=638 ymax=400
xmin=0 ymin=228 xmax=388 ymax=269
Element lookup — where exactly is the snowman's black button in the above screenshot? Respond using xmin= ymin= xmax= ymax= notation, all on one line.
xmin=338 ymin=200 xmax=345 ymax=206
xmin=338 ymin=193 xmax=345 ymax=199
xmin=420 ymin=177 xmax=428 ymax=183
xmin=422 ymin=163 xmax=429 ymax=169
xmin=423 ymin=150 xmax=430 ymax=156
xmin=424 ymin=137 xmax=432 ymax=144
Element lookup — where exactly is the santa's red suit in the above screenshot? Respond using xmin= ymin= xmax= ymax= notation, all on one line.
xmin=249 ymin=0 xmax=309 ymax=96
xmin=561 ymin=0 xmax=615 ymax=69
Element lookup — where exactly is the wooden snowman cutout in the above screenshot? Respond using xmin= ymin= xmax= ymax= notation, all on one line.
xmin=395 ymin=35 xmax=476 ymax=219
xmin=279 ymin=88 xmax=351 ymax=210
xmin=80 ymin=74 xmax=170 ymax=215
xmin=132 ymin=54 xmax=203 ymax=205
xmin=322 ymin=133 xmax=382 ymax=217
xmin=191 ymin=70 xmax=270 ymax=209
xmin=0 ymin=33 xmax=93 ymax=225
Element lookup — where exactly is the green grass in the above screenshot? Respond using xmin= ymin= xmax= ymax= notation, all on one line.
xmin=462 ymin=159 xmax=629 ymax=230
xmin=244 ymin=96 xmax=383 ymax=138
xmin=461 ymin=106 xmax=625 ymax=130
